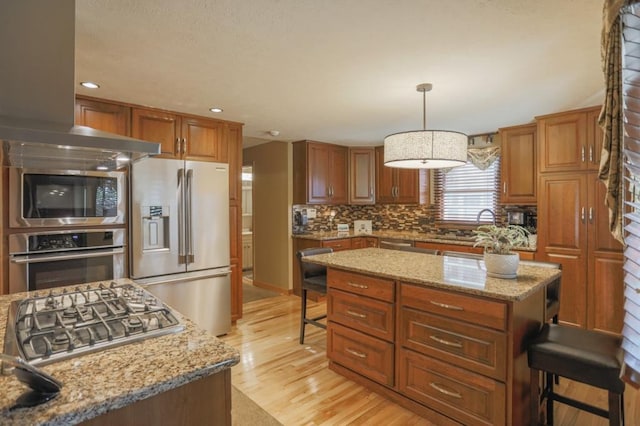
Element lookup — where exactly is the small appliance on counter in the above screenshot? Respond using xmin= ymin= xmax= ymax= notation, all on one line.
xmin=354 ymin=220 xmax=372 ymax=235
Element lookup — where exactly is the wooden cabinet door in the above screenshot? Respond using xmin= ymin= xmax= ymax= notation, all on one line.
xmin=537 ymin=111 xmax=587 ymax=173
xmin=132 ymin=108 xmax=181 ymax=158
xmin=75 ymin=97 xmax=130 ymax=136
xmin=395 ymin=168 xmax=419 ymax=204
xmin=587 ymin=173 xmax=624 ymax=334
xmin=537 ymin=173 xmax=588 ymax=328
xmin=307 ymin=142 xmax=331 ymax=203
xmin=182 ymin=116 xmax=227 ymax=162
xmin=349 ymin=148 xmax=375 ymax=204
xmin=329 ymin=145 xmax=348 ymax=204
xmin=500 ymin=123 xmax=536 ymax=204
xmin=227 ymin=125 xmax=242 ymax=203
xmin=587 ymin=106 xmax=604 ymax=171
xmin=375 ymin=146 xmax=396 ymax=203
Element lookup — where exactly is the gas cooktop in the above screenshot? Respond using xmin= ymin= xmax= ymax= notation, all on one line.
xmin=3 ymin=282 xmax=184 ymax=366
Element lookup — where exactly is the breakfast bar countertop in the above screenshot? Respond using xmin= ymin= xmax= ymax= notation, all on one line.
xmin=0 ymin=279 xmax=240 ymax=426
xmin=303 ymin=247 xmax=560 ymax=302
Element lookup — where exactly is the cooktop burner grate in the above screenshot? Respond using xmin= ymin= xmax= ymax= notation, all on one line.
xmin=4 ymin=282 xmax=184 ymax=366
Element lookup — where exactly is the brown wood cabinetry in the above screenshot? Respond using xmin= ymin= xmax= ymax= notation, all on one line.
xmin=293 ymin=141 xmax=348 ymax=205
xmin=322 ymin=238 xmax=352 ymax=252
xmin=349 ymin=147 xmax=376 ymax=204
xmin=327 ymin=269 xmax=395 ymax=387
xmin=83 ymin=370 xmax=231 ymax=426
xmin=351 ymin=237 xmax=378 ymax=249
xmin=375 ymin=146 xmax=428 ymax=204
xmin=75 ymin=96 xmax=130 ymax=136
xmin=325 ymin=266 xmax=546 ymax=425
xmin=537 ymin=106 xmax=623 ymax=333
xmin=227 ymin=124 xmax=243 ymax=322
xmin=537 ymin=106 xmax=602 ymax=173
xmin=499 ymin=123 xmax=537 ymax=204
xmin=132 ymin=108 xmax=227 ymax=162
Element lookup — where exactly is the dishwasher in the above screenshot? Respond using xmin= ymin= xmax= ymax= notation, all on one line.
xmin=379 ymin=238 xmax=414 ymax=250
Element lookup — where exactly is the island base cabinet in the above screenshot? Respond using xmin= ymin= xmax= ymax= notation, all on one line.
xmin=81 ymin=370 xmax=231 ymax=426
xmin=327 ymin=322 xmax=394 ymax=387
xmin=398 ymin=348 xmax=506 ymax=426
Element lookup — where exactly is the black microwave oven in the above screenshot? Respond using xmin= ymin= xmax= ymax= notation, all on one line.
xmin=8 ymin=168 xmax=126 ymax=228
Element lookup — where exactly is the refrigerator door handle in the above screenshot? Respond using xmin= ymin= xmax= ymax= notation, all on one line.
xmin=186 ymin=168 xmax=194 ymax=264
xmin=177 ymin=168 xmax=186 ymax=264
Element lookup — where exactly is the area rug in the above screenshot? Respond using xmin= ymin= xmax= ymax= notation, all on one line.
xmin=232 ymin=385 xmax=282 ymax=425
xmin=242 ymin=278 xmax=280 ymax=303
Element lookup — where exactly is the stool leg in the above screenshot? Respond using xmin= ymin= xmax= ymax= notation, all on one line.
xmin=299 ymin=288 xmax=307 ymax=344
xmin=608 ymin=391 xmax=623 ymax=426
xmin=546 ymin=371 xmax=554 ymax=425
xmin=530 ymin=367 xmax=541 ymax=425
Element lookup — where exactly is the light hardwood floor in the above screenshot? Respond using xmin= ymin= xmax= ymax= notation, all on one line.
xmin=221 ymin=294 xmax=639 ymax=426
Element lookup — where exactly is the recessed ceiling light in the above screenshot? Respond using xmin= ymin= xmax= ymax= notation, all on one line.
xmin=209 ymin=107 xmax=223 ymax=113
xmin=80 ymin=81 xmax=100 ymax=89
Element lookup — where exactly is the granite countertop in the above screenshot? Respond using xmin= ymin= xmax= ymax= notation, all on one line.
xmin=0 ymin=279 xmax=240 ymax=426
xmin=303 ymin=248 xmax=560 ymax=302
xmin=292 ymin=229 xmax=537 ymax=252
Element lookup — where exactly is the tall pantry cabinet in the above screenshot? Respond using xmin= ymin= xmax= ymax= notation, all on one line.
xmin=536 ymin=106 xmax=623 ymax=333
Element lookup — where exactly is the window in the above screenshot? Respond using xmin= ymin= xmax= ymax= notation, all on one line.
xmin=433 ymin=158 xmax=500 ymax=224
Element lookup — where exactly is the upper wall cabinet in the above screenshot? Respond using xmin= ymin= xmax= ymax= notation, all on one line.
xmin=75 ymin=96 xmax=130 ymax=136
xmin=293 ymin=140 xmax=348 ymax=205
xmin=375 ymin=146 xmax=428 ymax=204
xmin=536 ymin=106 xmax=602 ymax=173
xmin=349 ymin=147 xmax=375 ymax=205
xmin=499 ymin=123 xmax=537 ymax=204
xmin=132 ymin=107 xmax=228 ymax=163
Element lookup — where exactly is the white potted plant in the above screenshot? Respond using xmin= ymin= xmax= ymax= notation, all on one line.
xmin=473 ymin=224 xmax=530 ymax=278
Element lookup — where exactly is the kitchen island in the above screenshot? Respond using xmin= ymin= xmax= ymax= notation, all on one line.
xmin=304 ymin=248 xmax=561 ymax=425
xmin=0 ymin=279 xmax=240 ymax=426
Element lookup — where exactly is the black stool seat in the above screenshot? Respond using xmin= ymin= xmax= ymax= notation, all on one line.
xmin=529 ymin=324 xmax=624 ymax=392
xmin=528 ymin=323 xmax=625 ymax=425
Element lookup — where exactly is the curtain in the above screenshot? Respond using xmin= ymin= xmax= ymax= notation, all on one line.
xmin=600 ymin=0 xmax=626 ymax=243
xmin=467 ymin=146 xmax=500 ymax=170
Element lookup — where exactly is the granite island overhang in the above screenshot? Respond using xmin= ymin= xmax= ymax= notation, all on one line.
xmin=302 ymin=247 xmax=559 ymax=301
xmin=0 ymin=279 xmax=240 ymax=426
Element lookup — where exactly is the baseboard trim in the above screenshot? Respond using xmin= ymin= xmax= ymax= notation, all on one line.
xmin=251 ymin=279 xmax=289 ymax=295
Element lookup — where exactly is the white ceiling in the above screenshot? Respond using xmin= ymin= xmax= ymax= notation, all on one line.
xmin=75 ymin=0 xmax=604 ymax=149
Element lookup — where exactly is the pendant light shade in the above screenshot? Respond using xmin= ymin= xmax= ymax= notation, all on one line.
xmin=384 ymin=84 xmax=467 ymax=169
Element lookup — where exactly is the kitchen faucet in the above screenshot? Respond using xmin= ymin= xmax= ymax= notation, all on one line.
xmin=476 ymin=209 xmax=496 ymax=225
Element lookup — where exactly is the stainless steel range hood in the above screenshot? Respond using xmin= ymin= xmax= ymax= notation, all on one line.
xmin=0 ymin=0 xmax=160 ymax=171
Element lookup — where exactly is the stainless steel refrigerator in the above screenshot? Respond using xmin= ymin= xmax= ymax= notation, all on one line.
xmin=129 ymin=157 xmax=231 ymax=336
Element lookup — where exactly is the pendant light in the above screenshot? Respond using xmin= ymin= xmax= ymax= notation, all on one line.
xmin=384 ymin=83 xmax=468 ymax=169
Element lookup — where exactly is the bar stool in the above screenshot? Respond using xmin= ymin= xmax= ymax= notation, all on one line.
xmin=296 ymin=247 xmax=333 ymax=344
xmin=527 ymin=323 xmax=625 ymax=425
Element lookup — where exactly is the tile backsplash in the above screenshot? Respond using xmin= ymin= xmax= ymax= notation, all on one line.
xmin=292 ymin=204 xmax=537 ymax=234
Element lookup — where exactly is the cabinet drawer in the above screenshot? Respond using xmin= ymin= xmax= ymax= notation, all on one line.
xmin=401 ymin=284 xmax=506 ymax=331
xmin=322 ymin=238 xmax=352 ymax=251
xmin=400 ymin=308 xmax=506 ymax=381
xmin=328 ymin=323 xmax=394 ymax=387
xmin=328 ymin=289 xmax=394 ymax=342
xmin=328 ymin=269 xmax=394 ymax=302
xmin=398 ymin=349 xmax=505 ymax=426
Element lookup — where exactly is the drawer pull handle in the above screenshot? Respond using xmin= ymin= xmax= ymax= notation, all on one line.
xmin=429 ymin=335 xmax=463 ymax=348
xmin=345 ymin=348 xmax=367 ymax=359
xmin=430 ymin=382 xmax=462 ymax=399
xmin=347 ymin=282 xmax=369 ymax=289
xmin=346 ymin=310 xmax=367 ymax=319
xmin=430 ymin=301 xmax=464 ymax=311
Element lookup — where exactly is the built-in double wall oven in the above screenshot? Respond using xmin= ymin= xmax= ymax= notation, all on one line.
xmin=7 ymin=168 xmax=128 ymax=293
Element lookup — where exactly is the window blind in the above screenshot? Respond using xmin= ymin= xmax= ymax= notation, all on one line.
xmin=433 ymin=159 xmax=500 ymax=224
xmin=622 ymin=5 xmax=640 ymax=385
